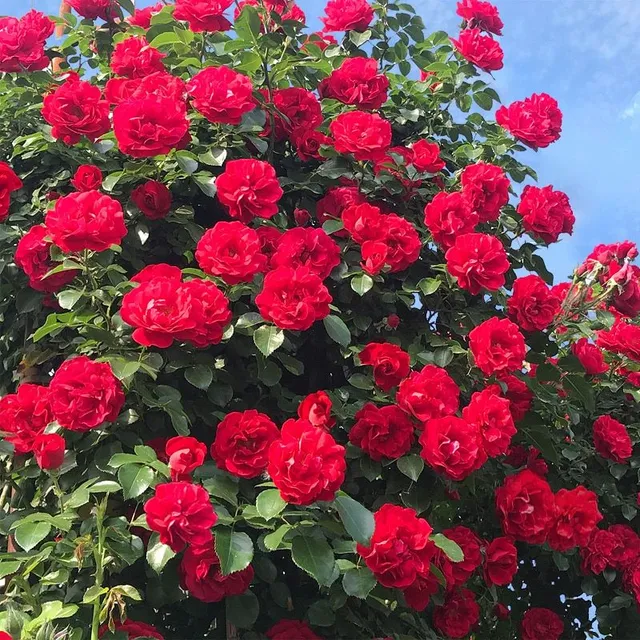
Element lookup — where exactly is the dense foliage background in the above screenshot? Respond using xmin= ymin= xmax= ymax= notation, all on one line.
xmin=1 ymin=0 xmax=640 ymax=639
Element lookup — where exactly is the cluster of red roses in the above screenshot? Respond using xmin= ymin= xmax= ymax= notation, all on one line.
xmin=0 ymin=10 xmax=54 ymax=73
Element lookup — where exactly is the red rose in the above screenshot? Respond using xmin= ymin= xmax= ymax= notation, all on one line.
xmin=15 ymin=225 xmax=79 ymax=292
xmin=361 ymin=241 xmax=388 ymax=276
xmin=179 ymin=279 xmax=233 ymax=348
xmin=262 ymin=87 xmax=322 ymax=141
xmin=396 ymin=365 xmax=460 ymax=424
xmin=255 ymin=266 xmax=332 ymax=331
xmin=452 ymin=28 xmax=503 ymax=71
xmin=460 ymin=162 xmax=510 ymax=222
xmin=386 ymin=313 xmax=400 ymax=329
xmin=420 ymin=416 xmax=486 ymax=481
xmin=291 ymin=129 xmax=332 ymax=162
xmin=0 ymin=384 xmax=52 ymax=454
xmin=111 ymin=37 xmax=165 ymax=79
xmin=436 ymin=526 xmax=482 ymax=587
xmin=211 ymin=410 xmax=280 ymax=478
xmin=342 ymin=203 xmax=385 ymax=244
xmin=272 ymin=228 xmax=341 ymax=280
xmin=106 ymin=72 xmax=187 ymax=105
xmin=597 ymin=319 xmax=640 ymax=362
xmin=357 ymin=503 xmax=434 ymax=588
xmin=321 ymin=0 xmax=374 ymax=32
xmin=49 ymin=356 xmax=124 ymax=432
xmin=256 ymin=226 xmax=283 ymax=267
xmin=131 ymin=181 xmax=172 ymax=220
xmin=349 ymin=403 xmax=414 ymax=461
xmin=113 ymin=97 xmax=189 ymax=158
xmin=180 ymin=543 xmax=253 ymax=602
xmin=446 ymin=232 xmax=510 ymax=294
xmin=507 ymin=274 xmax=561 ymax=332
xmin=127 ymin=2 xmax=163 ymax=28
xmin=571 ymin=339 xmax=608 ymax=375
xmin=297 ymin=391 xmax=335 ymax=431
xmin=521 ymin=608 xmax=564 ymax=640
xmin=580 ymin=529 xmax=620 ymax=575
xmin=469 ymin=317 xmax=526 ymax=376
xmin=316 ymin=186 xmax=366 ymax=228
xmin=68 ymin=0 xmax=116 ymax=20
xmin=99 ymin=620 xmax=163 ymax=640
xmin=358 ymin=343 xmax=410 ymax=391
xmin=216 ymin=159 xmax=283 ymax=222
xmin=517 ymin=184 xmax=574 ymax=244
xmin=495 ymin=469 xmax=556 ymax=544
xmin=496 ymin=93 xmax=562 ymax=150
xmin=592 ymin=415 xmax=632 ymax=463
xmin=382 ymin=214 xmax=422 ymax=273
xmin=611 ymin=265 xmax=640 ymax=317
xmin=483 ymin=537 xmax=517 ymax=586
xmin=174 ymin=0 xmax=233 ymax=33
xmin=624 ymin=557 xmax=640 ymax=607
xmin=165 ymin=436 xmax=207 ymax=482
xmin=319 ymin=57 xmax=388 ymax=110
xmin=268 ymin=419 xmax=345 ymax=505
xmin=33 ymin=433 xmax=66 ymax=471
xmin=579 ymin=241 xmax=638 ymax=280
xmin=456 ymin=0 xmax=503 ymax=34
xmin=42 ymin=78 xmax=110 ymax=145
xmin=266 ymin=620 xmax=321 ymax=640
xmin=144 ymin=481 xmax=217 ymax=553
xmin=497 ymin=373 xmax=532 ymax=421
xmin=187 ymin=66 xmax=254 ymax=125
xmin=424 ymin=192 xmax=478 ymax=249
xmin=411 ymin=140 xmax=445 ymax=173
xmin=302 ymin=31 xmax=338 ymax=52
xmin=433 ymin=588 xmax=480 ymax=639
xmin=0 ymin=11 xmax=54 ymax=73
xmin=402 ymin=573 xmax=439 ymax=611
xmin=71 ymin=165 xmax=103 ymax=192
xmin=548 ymin=486 xmax=602 ymax=552
xmin=463 ymin=386 xmax=516 ymax=457
xmin=330 ymin=111 xmax=392 ymax=162
xmin=196 ymin=221 xmax=267 ymax=285
xmin=45 ymin=191 xmax=127 ymax=253
xmin=0 ymin=161 xmax=23 ymax=221
xmin=608 ymin=524 xmax=640 ymax=570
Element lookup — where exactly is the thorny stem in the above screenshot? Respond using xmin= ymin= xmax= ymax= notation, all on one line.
xmin=90 ymin=496 xmax=108 ymax=640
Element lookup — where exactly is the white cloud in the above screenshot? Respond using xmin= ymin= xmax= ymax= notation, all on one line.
xmin=622 ymin=90 xmax=640 ymax=120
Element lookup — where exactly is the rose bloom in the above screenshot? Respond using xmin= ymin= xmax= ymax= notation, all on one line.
xmin=15 ymin=225 xmax=79 ymax=292
xmin=597 ymin=319 xmax=640 ymax=362
xmin=297 ymin=390 xmax=335 ymax=431
xmin=521 ymin=608 xmax=564 ymax=640
xmin=580 ymin=529 xmax=621 ymax=575
xmin=105 ymin=72 xmax=187 ymax=105
xmin=357 ymin=503 xmax=434 ymax=588
xmin=0 ymin=161 xmax=23 ymax=221
xmin=45 ymin=191 xmax=127 ymax=253
xmin=483 ymin=537 xmax=517 ymax=586
xmin=507 ymin=274 xmax=561 ymax=332
xmin=446 ymin=232 xmax=510 ymax=294
xmin=436 ymin=526 xmax=482 ymax=587
xmin=456 ymin=0 xmax=503 ymax=35
xmin=342 ymin=203 xmax=385 ymax=244
xmin=396 ymin=365 xmax=460 ymax=424
xmin=113 ymin=97 xmax=189 ymax=158
xmin=497 ymin=93 xmax=562 ymax=149
xmin=321 ymin=0 xmax=374 ymax=32
xmin=403 ymin=573 xmax=439 ymax=612
xmin=210 ymin=410 xmax=280 ymax=478
xmin=267 ymin=418 xmax=346 ymax=505
xmin=216 ymin=159 xmax=283 ymax=222
xmin=111 ymin=37 xmax=165 ymax=79
xmin=187 ymin=66 xmax=254 ymax=125
xmin=33 ymin=433 xmax=66 ymax=471
xmin=42 ymin=78 xmax=110 ymax=146
xmin=497 ymin=373 xmax=532 ymax=421
xmin=578 ymin=240 xmax=638 ymax=280
xmin=411 ymin=139 xmax=445 ymax=173
xmin=185 ymin=279 xmax=234 ymax=348
xmin=195 ymin=221 xmax=267 ymax=285
xmin=319 ymin=57 xmax=388 ymax=110
xmin=548 ymin=486 xmax=602 ymax=552
xmin=165 ymin=436 xmax=207 ymax=482
xmin=0 ymin=383 xmax=52 ymax=454
xmin=180 ymin=544 xmax=253 ymax=602
xmin=495 ymin=469 xmax=556 ymax=544
xmin=517 ymin=184 xmax=574 ymax=244
xmin=272 ymin=228 xmax=341 ymax=280
xmin=67 ymin=0 xmax=116 ymax=20
xmin=349 ymin=403 xmax=415 ymax=461
xmin=131 ymin=181 xmax=172 ymax=220
xmin=611 ymin=264 xmax=640 ymax=317
xmin=99 ymin=620 xmax=164 ymax=640
xmin=261 ymin=87 xmax=322 ymax=141
xmin=469 ymin=317 xmax=526 ymax=376
xmin=127 ymin=2 xmax=163 ymax=28
xmin=266 ymin=620 xmax=321 ymax=640
xmin=424 ymin=192 xmax=478 ymax=249
xmin=463 ymin=386 xmax=516 ymax=457
xmin=71 ymin=165 xmax=102 ymax=192
xmin=592 ymin=415 xmax=633 ymax=463
xmin=460 ymin=162 xmax=510 ymax=223
xmin=382 ymin=214 xmax=422 ymax=273
xmin=452 ymin=28 xmax=504 ymax=71
xmin=359 ymin=343 xmax=410 ymax=391
xmin=174 ymin=0 xmax=233 ymax=33
xmin=316 ymin=185 xmax=366 ymax=228
xmin=144 ymin=482 xmax=217 ymax=553
xmin=624 ymin=557 xmax=640 ymax=608
xmin=420 ymin=416 xmax=486 ymax=481
xmin=0 ymin=11 xmax=54 ymax=73
xmin=608 ymin=524 xmax=640 ymax=570
xmin=571 ymin=338 xmax=608 ymax=375
xmin=255 ymin=266 xmax=332 ymax=331
xmin=361 ymin=240 xmax=388 ymax=276
xmin=330 ymin=111 xmax=392 ymax=162
xmin=433 ymin=588 xmax=480 ymax=640
xmin=292 ymin=129 xmax=332 ymax=162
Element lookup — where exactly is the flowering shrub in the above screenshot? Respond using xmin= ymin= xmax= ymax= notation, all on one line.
xmin=1 ymin=0 xmax=640 ymax=639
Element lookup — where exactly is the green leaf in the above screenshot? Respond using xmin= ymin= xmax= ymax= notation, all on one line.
xmin=234 ymin=4 xmax=262 ymax=42
xmin=343 ymin=566 xmax=376 ymax=599
xmin=322 ymin=219 xmax=344 ymax=235
xmin=291 ymin=535 xmax=335 ymax=586
xmin=82 ymin=585 xmax=108 ymax=604
xmin=397 ymin=455 xmax=424 ymax=482
xmin=199 ymin=148 xmax=227 ymax=166
xmin=102 ymin=172 xmax=123 ymax=192
xmin=348 ymin=374 xmax=374 ymax=390
xmin=431 ymin=533 xmax=464 ymax=563
xmin=323 ymin=315 xmax=351 ymax=347
xmin=88 ymin=480 xmax=121 ymax=494
xmin=146 ymin=534 xmax=175 ymax=573
xmin=149 ymin=31 xmax=183 ymax=47
xmin=308 ymin=600 xmax=336 ymax=627
xmin=433 ymin=347 xmax=453 ymax=368
xmin=351 ymin=274 xmax=374 ymax=296
xmin=118 ymin=464 xmax=154 ymax=500
xmin=184 ymin=365 xmax=213 ymax=390
xmin=253 ymin=325 xmax=285 ymax=357
xmin=176 ymin=151 xmax=198 ymax=175
xmin=226 ymin=592 xmax=259 ymax=629
xmin=14 ymin=521 xmax=51 ymax=552
xmin=56 ymin=289 xmax=84 ymax=310
xmin=563 ymin=374 xmax=595 ymax=413
xmin=263 ymin=524 xmax=292 ymax=551
xmin=215 ymin=528 xmax=254 ymax=575
xmin=349 ymin=29 xmax=371 ymax=46
xmin=193 ymin=174 xmax=217 ymax=197
xmin=418 ymin=278 xmax=441 ymax=296
xmin=256 ymin=489 xmax=287 ymax=521
xmin=334 ymin=494 xmax=374 ymax=546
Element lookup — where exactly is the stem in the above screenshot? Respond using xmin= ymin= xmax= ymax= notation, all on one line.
xmin=90 ymin=497 xmax=108 ymax=640
xmin=50 ymin=473 xmax=65 ymax=513
xmin=261 ymin=57 xmax=276 ymax=164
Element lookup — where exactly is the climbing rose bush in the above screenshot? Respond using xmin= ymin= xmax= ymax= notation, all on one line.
xmin=1 ymin=1 xmax=640 ymax=639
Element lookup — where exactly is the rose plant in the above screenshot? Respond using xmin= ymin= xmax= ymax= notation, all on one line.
xmin=0 ymin=0 xmax=640 ymax=639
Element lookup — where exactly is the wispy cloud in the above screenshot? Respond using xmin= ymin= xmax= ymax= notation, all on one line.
xmin=622 ymin=90 xmax=640 ymax=120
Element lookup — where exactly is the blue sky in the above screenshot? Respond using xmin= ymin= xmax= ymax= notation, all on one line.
xmin=12 ymin=0 xmax=640 ymax=283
